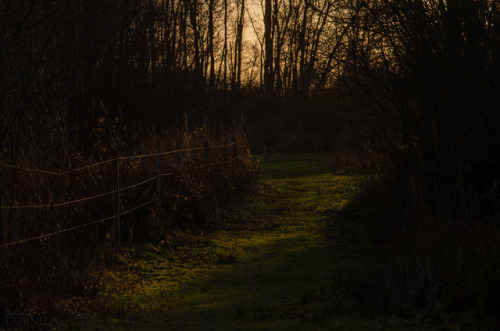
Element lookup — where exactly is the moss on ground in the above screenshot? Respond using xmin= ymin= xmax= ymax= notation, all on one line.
xmin=62 ymin=153 xmax=454 ymax=330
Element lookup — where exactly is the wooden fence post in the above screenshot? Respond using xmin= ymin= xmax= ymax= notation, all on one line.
xmin=204 ymin=140 xmax=210 ymax=164
xmin=1 ymin=177 xmax=9 ymax=245
xmin=0 ymin=194 xmax=3 ymax=245
xmin=156 ymin=145 xmax=162 ymax=220
xmin=113 ymin=155 xmax=121 ymax=248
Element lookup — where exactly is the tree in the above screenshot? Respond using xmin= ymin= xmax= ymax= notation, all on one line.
xmin=233 ymin=0 xmax=245 ymax=89
xmin=264 ymin=0 xmax=274 ymax=94
xmin=342 ymin=0 xmax=500 ymax=222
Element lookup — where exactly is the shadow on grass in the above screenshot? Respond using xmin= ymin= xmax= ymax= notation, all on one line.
xmin=65 ymin=153 xmax=455 ymax=330
xmin=111 ymin=232 xmax=380 ymax=330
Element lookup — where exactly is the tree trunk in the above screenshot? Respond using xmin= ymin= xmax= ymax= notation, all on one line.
xmin=234 ymin=0 xmax=245 ymax=89
xmin=264 ymin=0 xmax=274 ymax=94
xmin=208 ymin=0 xmax=215 ymax=89
xmin=223 ymin=0 xmax=228 ymax=89
xmin=208 ymin=0 xmax=215 ymax=119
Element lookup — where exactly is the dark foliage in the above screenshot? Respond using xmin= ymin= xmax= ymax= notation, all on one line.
xmin=342 ymin=0 xmax=500 ymax=317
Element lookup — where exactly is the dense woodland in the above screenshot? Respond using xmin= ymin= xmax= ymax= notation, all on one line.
xmin=1 ymin=0 xmax=499 ymax=324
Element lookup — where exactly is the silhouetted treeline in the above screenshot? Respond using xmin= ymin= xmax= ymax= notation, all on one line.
xmin=2 ymin=0 xmax=499 ymax=321
xmin=344 ymin=0 xmax=500 ymax=225
xmin=1 ymin=0 xmax=361 ymax=155
xmin=341 ymin=0 xmax=500 ymax=318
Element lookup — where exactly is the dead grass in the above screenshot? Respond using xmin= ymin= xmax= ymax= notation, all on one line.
xmin=0 ymin=121 xmax=257 ymax=319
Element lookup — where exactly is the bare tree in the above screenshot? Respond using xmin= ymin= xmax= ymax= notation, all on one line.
xmin=233 ymin=0 xmax=245 ymax=89
xmin=264 ymin=0 xmax=274 ymax=94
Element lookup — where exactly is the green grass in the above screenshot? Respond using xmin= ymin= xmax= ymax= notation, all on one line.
xmin=61 ymin=153 xmax=443 ymax=330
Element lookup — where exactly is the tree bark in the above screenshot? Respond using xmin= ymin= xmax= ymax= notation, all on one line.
xmin=234 ymin=0 xmax=245 ymax=89
xmin=264 ymin=0 xmax=274 ymax=94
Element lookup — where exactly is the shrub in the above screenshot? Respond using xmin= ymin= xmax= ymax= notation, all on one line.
xmin=0 ymin=120 xmax=257 ymax=314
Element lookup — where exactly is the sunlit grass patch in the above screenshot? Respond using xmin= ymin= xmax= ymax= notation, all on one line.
xmin=63 ymin=153 xmax=389 ymax=330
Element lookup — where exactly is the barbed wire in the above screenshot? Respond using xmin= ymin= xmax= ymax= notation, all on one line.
xmin=0 ymin=172 xmax=174 ymax=209
xmin=0 ymin=199 xmax=157 ymax=249
xmin=0 ymin=141 xmax=236 ymax=176
xmin=0 ymin=156 xmax=241 ymax=210
xmin=195 ymin=155 xmax=242 ymax=169
xmin=0 ymin=155 xmax=242 ymax=249
xmin=117 ymin=142 xmax=236 ymax=162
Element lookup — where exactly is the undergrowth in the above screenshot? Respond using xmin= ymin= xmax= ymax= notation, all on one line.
xmin=59 ymin=153 xmax=374 ymax=330
xmin=0 ymin=120 xmax=257 ymax=321
xmin=53 ymin=152 xmax=499 ymax=330
xmin=340 ymin=164 xmax=500 ymax=329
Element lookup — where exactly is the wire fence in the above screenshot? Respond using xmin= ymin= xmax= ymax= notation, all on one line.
xmin=0 ymin=142 xmax=236 ymax=176
xmin=0 ymin=141 xmax=239 ymax=249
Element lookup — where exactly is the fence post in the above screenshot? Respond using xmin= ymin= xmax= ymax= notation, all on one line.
xmin=0 ymin=177 xmax=8 ymax=245
xmin=156 ymin=144 xmax=162 ymax=220
xmin=113 ymin=155 xmax=121 ymax=248
xmin=223 ymin=143 xmax=228 ymax=161
xmin=0 ymin=194 xmax=3 ymax=245
xmin=204 ymin=140 xmax=210 ymax=164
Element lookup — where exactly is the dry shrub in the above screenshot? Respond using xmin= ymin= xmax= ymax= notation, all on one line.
xmin=0 ymin=119 xmax=257 ymax=316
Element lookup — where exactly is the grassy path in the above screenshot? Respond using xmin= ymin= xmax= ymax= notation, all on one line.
xmin=67 ymin=154 xmax=414 ymax=330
